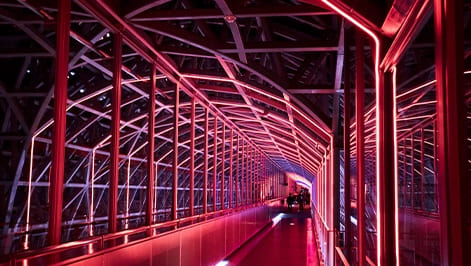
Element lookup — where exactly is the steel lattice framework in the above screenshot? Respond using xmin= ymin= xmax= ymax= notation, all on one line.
xmin=0 ymin=0 xmax=346 ymax=253
xmin=1 ymin=0 xmax=469 ymax=264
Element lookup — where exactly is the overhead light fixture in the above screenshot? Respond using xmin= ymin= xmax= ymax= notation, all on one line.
xmin=224 ymin=15 xmax=237 ymax=23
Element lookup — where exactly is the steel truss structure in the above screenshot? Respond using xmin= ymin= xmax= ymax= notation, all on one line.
xmin=0 ymin=0 xmax=337 ymax=255
xmin=0 ymin=0 xmax=470 ymax=265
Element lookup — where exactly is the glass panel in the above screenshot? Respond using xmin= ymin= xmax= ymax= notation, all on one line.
xmin=423 ymin=123 xmax=437 ymax=212
xmin=395 ymin=15 xmax=440 ymax=265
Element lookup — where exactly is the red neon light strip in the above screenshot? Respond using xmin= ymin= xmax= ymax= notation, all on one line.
xmin=392 ymin=66 xmax=400 ymax=263
xmin=320 ymin=0 xmax=384 ymax=264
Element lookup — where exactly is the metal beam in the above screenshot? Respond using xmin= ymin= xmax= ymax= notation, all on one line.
xmin=221 ymin=122 xmax=225 ymax=209
xmin=287 ymin=88 xmax=375 ymax=94
xmin=172 ymin=84 xmax=179 ymax=220
xmin=108 ymin=33 xmax=122 ymax=234
xmin=131 ymin=5 xmax=333 ymax=21
xmin=377 ymin=67 xmax=397 ymax=266
xmin=189 ymin=97 xmax=195 ymax=216
xmin=214 ymin=0 xmax=247 ymax=63
xmin=343 ymin=29 xmax=352 ymax=261
xmin=214 ymin=57 xmax=296 ymax=173
xmin=380 ymin=0 xmax=432 ymax=70
xmin=434 ymin=0 xmax=469 ymax=264
xmin=146 ymin=64 xmax=156 ymax=226
xmin=124 ymin=0 xmax=171 ymax=18
xmin=229 ymin=129 xmax=234 ymax=207
xmin=212 ymin=115 xmax=218 ymax=211
xmin=0 ymin=85 xmax=30 ymax=133
xmin=157 ymin=40 xmax=338 ymax=54
xmin=48 ymin=0 xmax=70 ymax=246
xmin=133 ymin=19 xmax=331 ymax=134
xmin=0 ymin=8 xmax=55 ymax=55
xmin=355 ymin=30 xmax=366 ymax=266
xmin=203 ymin=108 xmax=209 ymax=214
xmin=235 ymin=134 xmax=239 ymax=206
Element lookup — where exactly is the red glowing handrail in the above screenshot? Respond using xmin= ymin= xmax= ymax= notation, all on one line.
xmin=9 ymin=199 xmax=282 ymax=265
xmin=319 ymin=0 xmax=384 ymax=264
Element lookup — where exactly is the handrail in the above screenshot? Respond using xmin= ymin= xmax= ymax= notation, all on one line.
xmin=8 ymin=199 xmax=282 ymax=264
xmin=12 ymin=201 xmax=272 ymax=236
xmin=9 ymin=238 xmax=102 ymax=261
xmin=335 ymin=247 xmax=350 ymax=266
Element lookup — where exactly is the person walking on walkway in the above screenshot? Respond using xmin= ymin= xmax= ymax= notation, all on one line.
xmin=297 ymin=193 xmax=305 ymax=210
xmin=287 ymin=193 xmax=295 ymax=210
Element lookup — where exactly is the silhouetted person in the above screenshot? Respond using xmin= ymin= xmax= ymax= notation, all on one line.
xmin=298 ymin=193 xmax=305 ymax=210
xmin=287 ymin=193 xmax=295 ymax=210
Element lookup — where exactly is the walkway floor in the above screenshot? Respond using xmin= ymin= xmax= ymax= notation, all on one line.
xmin=227 ymin=208 xmax=320 ymax=266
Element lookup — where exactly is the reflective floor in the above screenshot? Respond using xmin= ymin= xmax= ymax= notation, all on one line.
xmin=228 ymin=208 xmax=319 ymax=266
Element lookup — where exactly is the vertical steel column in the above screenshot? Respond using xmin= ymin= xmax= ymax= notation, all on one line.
xmin=251 ymin=146 xmax=253 ymax=202
xmin=276 ymin=170 xmax=278 ymax=198
xmin=253 ymin=149 xmax=256 ymax=201
xmin=403 ymin=145 xmax=407 ymax=206
xmin=274 ymin=171 xmax=276 ymax=198
xmin=260 ymin=159 xmax=263 ymax=201
xmin=433 ymin=120 xmax=438 ymax=211
xmin=260 ymin=154 xmax=263 ymax=201
xmin=272 ymin=162 xmax=274 ymax=199
xmin=248 ymin=144 xmax=250 ymax=203
xmin=254 ymin=150 xmax=257 ymax=201
xmin=274 ymin=168 xmax=277 ymax=198
xmin=171 ymin=84 xmax=179 ymax=220
xmin=276 ymin=171 xmax=279 ymax=198
xmin=213 ymin=116 xmax=218 ymax=211
xmin=277 ymin=170 xmax=279 ymax=198
xmin=257 ymin=152 xmax=260 ymax=202
xmin=277 ymin=171 xmax=279 ymax=198
xmin=235 ymin=134 xmax=239 ymax=207
xmin=262 ymin=159 xmax=265 ymax=201
xmin=343 ymin=30 xmax=352 ymax=260
xmin=253 ymin=151 xmax=256 ymax=202
xmin=241 ymin=140 xmax=245 ymax=205
xmin=108 ymin=33 xmax=122 ymax=234
xmin=154 ymin=163 xmax=158 ymax=218
xmin=249 ymin=147 xmax=253 ymax=203
xmin=355 ymin=30 xmax=366 ymax=266
xmin=221 ymin=123 xmax=225 ymax=210
xmin=146 ymin=64 xmax=156 ymax=226
xmin=250 ymin=150 xmax=256 ymax=203
xmin=48 ymin=0 xmax=70 ymax=245
xmin=410 ymin=134 xmax=415 ymax=209
xmin=203 ymin=108 xmax=209 ymax=214
xmin=244 ymin=143 xmax=250 ymax=205
xmin=255 ymin=151 xmax=261 ymax=202
xmin=229 ymin=129 xmax=234 ymax=208
xmin=268 ymin=166 xmax=271 ymax=199
xmin=320 ymin=164 xmax=322 ymax=216
xmin=434 ymin=0 xmax=469 ymax=264
xmin=189 ymin=97 xmax=196 ymax=216
xmin=378 ymin=68 xmax=397 ymax=265
xmin=420 ymin=128 xmax=425 ymax=210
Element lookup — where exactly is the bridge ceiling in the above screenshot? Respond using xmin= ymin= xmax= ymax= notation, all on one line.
xmin=0 ymin=0 xmax=355 ymax=178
